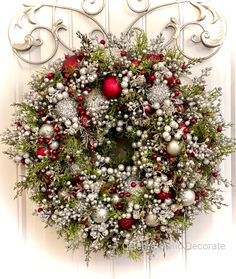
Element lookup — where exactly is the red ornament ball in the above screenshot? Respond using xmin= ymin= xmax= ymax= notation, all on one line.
xmin=102 ymin=76 xmax=122 ymax=99
xmin=62 ymin=55 xmax=80 ymax=72
xmin=118 ymin=217 xmax=135 ymax=230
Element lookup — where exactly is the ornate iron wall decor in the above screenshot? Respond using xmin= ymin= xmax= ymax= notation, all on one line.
xmin=8 ymin=0 xmax=226 ymax=64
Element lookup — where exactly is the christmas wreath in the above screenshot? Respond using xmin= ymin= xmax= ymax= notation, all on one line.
xmin=2 ymin=31 xmax=235 ymax=262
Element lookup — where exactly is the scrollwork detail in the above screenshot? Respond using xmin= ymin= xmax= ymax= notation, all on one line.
xmin=8 ymin=1 xmax=226 ymax=64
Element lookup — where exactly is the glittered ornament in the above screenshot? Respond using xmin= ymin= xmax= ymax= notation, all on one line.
xmin=39 ymin=124 xmax=54 ymax=138
xmin=62 ymin=55 xmax=80 ymax=72
xmin=86 ymin=90 xmax=106 ymax=113
xmin=93 ymin=208 xmax=108 ymax=223
xmin=55 ymin=99 xmax=78 ymax=119
xmin=118 ymin=217 xmax=135 ymax=230
xmin=147 ymin=83 xmax=170 ymax=104
xmin=145 ymin=213 xmax=158 ymax=227
xmin=102 ymin=76 xmax=122 ymax=99
xmin=181 ymin=189 xmax=195 ymax=206
xmin=167 ymin=140 xmax=182 ymax=156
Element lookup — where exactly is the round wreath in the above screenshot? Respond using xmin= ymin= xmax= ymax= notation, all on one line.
xmin=2 ymin=32 xmax=235 ymax=261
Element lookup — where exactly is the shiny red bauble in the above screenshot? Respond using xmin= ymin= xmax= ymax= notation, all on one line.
xmin=118 ymin=217 xmax=135 ymax=230
xmin=62 ymin=55 xmax=80 ymax=72
xmin=102 ymin=76 xmax=122 ymax=99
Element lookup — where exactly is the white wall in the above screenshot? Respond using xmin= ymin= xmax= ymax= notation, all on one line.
xmin=0 ymin=1 xmax=235 ymax=278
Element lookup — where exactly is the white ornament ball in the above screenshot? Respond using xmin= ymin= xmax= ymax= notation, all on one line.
xmin=93 ymin=208 xmax=109 ymax=223
xmin=39 ymin=124 xmax=54 ymax=138
xmin=181 ymin=189 xmax=195 ymax=206
xmin=167 ymin=140 xmax=181 ymax=156
xmin=145 ymin=213 xmax=158 ymax=227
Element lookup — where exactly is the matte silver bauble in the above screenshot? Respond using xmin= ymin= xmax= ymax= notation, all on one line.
xmin=39 ymin=124 xmax=54 ymax=138
xmin=181 ymin=189 xmax=195 ymax=206
xmin=167 ymin=140 xmax=181 ymax=156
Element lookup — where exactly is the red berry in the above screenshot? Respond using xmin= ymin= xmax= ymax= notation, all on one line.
xmin=174 ymin=209 xmax=184 ymax=216
xmin=51 ymin=155 xmax=57 ymax=161
xmin=39 ymin=111 xmax=44 ymax=117
xmin=116 ymin=105 xmax=121 ymax=111
xmin=52 ymin=150 xmax=57 ymax=155
xmin=77 ymin=95 xmax=84 ymax=102
xmin=77 ymin=105 xmax=83 ymax=112
xmin=126 ymin=192 xmax=131 ymax=197
xmin=217 ymin=127 xmax=222 ymax=132
xmin=37 ymin=208 xmax=43 ymax=213
xmin=140 ymin=181 xmax=145 ymax=187
xmin=54 ymin=126 xmax=60 ymax=132
xmin=190 ymin=118 xmax=196 ymax=124
xmin=116 ymin=203 xmax=123 ymax=210
xmin=149 ymin=74 xmax=156 ymax=81
xmin=144 ymin=105 xmax=153 ymax=114
xmin=177 ymin=177 xmax=183 ymax=183
xmin=183 ymin=127 xmax=189 ymax=133
xmin=111 ymin=185 xmax=117 ymax=193
xmin=55 ymin=135 xmax=60 ymax=141
xmin=131 ymin=59 xmax=141 ymax=66
xmin=120 ymin=50 xmax=127 ymax=56
xmin=195 ymin=194 xmax=199 ymax=201
xmin=200 ymin=191 xmax=206 ymax=197
xmin=151 ymin=154 xmax=158 ymax=159
xmin=175 ymin=79 xmax=181 ymax=84
xmin=168 ymin=157 xmax=175 ymax=162
xmin=155 ymin=236 xmax=161 ymax=242
xmin=212 ymin=171 xmax=219 ymax=177
xmin=183 ymin=135 xmax=187 ymax=140
xmin=131 ymin=182 xmax=136 ymax=187
xmin=182 ymin=63 xmax=187 ymax=70
xmin=89 ymin=145 xmax=95 ymax=151
xmin=47 ymin=73 xmax=54 ymax=79
xmin=45 ymin=138 xmax=50 ymax=144
xmin=100 ymin=39 xmax=106 ymax=45
xmin=118 ymin=218 xmax=135 ymax=230
xmin=140 ymin=70 xmax=146 ymax=75
xmin=77 ymin=52 xmax=85 ymax=60
xmin=174 ymin=89 xmax=180 ymax=96
xmin=119 ymin=192 xmax=124 ymax=198
xmin=60 ymin=134 xmax=65 ymax=140
xmin=38 ymin=137 xmax=44 ymax=143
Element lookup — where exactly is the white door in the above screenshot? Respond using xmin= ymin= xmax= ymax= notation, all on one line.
xmin=0 ymin=1 xmax=235 ymax=278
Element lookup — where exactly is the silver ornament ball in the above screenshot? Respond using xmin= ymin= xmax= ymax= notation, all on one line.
xmin=167 ymin=140 xmax=182 ymax=156
xmin=181 ymin=189 xmax=195 ymax=206
xmin=145 ymin=213 xmax=158 ymax=227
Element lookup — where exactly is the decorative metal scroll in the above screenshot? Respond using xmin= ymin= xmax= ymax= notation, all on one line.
xmin=8 ymin=0 xmax=226 ymax=64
